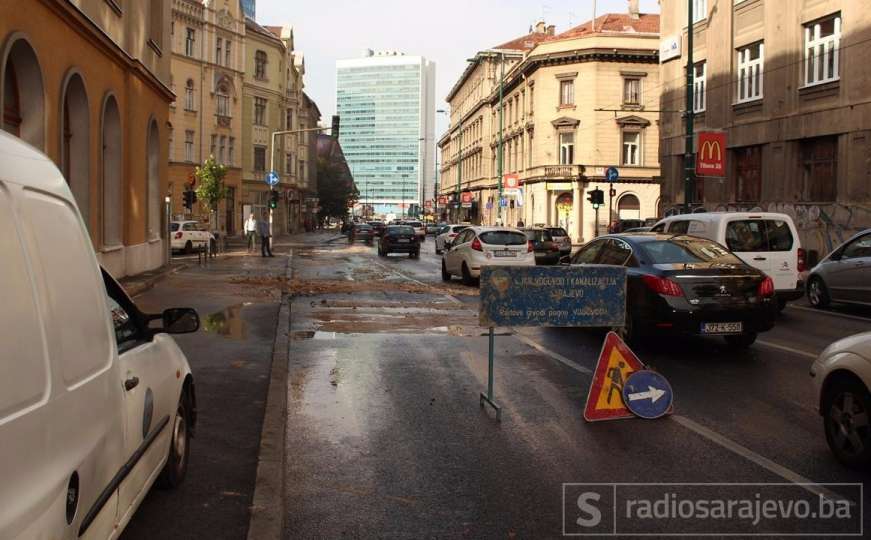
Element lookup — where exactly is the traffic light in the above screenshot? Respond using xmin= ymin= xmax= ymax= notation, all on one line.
xmin=269 ymin=189 xmax=279 ymax=209
xmin=587 ymin=188 xmax=604 ymax=209
xmin=331 ymin=115 xmax=340 ymax=139
xmin=183 ymin=190 xmax=197 ymax=210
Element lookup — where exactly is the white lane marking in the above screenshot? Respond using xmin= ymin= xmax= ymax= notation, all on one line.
xmin=512 ymin=331 xmax=849 ymax=503
xmin=756 ymin=339 xmax=818 ymax=360
xmin=787 ymin=304 xmax=871 ymax=323
xmin=369 ymin=258 xmax=462 ymax=304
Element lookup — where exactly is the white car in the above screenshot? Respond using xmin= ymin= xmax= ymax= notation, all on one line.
xmin=435 ymin=224 xmax=470 ymax=255
xmin=1 ymin=131 xmax=198 ymax=539
xmin=811 ymin=332 xmax=871 ymax=467
xmin=441 ymin=226 xmax=535 ymax=285
xmin=171 ymin=220 xmax=214 ymax=253
xmin=403 ymin=220 xmax=426 ymax=242
xmin=651 ymin=212 xmax=805 ymax=310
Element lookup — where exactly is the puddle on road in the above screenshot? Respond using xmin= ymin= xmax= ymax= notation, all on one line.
xmin=203 ymin=304 xmax=247 ymax=340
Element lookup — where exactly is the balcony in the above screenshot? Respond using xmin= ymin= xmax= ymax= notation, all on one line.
xmin=525 ymin=164 xmax=584 ymax=180
xmin=216 ymin=115 xmax=231 ymax=128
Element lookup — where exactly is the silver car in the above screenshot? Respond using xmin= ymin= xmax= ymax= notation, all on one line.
xmin=807 ymin=229 xmax=871 ymax=307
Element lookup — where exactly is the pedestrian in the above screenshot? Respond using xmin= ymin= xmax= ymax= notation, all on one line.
xmin=517 ymin=219 xmax=525 ymax=227
xmin=257 ymin=212 xmax=273 ymax=257
xmin=244 ymin=213 xmax=257 ymax=253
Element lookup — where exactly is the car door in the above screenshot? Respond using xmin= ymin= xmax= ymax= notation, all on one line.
xmin=102 ymin=273 xmax=178 ymax=521
xmin=827 ymin=233 xmax=871 ymax=303
xmin=446 ymin=229 xmax=472 ymax=273
xmin=761 ymin=219 xmax=797 ymax=291
xmin=724 ymin=219 xmax=773 ymax=277
xmin=570 ymin=239 xmax=607 ymax=265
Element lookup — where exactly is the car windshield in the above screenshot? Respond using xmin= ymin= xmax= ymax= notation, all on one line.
xmin=387 ymin=226 xmax=414 ymax=235
xmin=479 ymin=231 xmax=528 ymax=246
xmin=641 ymin=237 xmax=742 ymax=265
xmin=547 ymin=228 xmax=568 ymax=237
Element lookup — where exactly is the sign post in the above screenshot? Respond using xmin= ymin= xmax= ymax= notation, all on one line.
xmin=606 ymin=167 xmax=619 ymax=230
xmin=265 ymin=171 xmax=280 ymax=247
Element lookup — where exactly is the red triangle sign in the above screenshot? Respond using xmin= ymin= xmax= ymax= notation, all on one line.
xmin=583 ymin=332 xmax=647 ymax=422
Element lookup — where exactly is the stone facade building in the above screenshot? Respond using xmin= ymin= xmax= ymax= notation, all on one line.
xmin=1 ymin=0 xmax=173 ymax=277
xmin=659 ymin=0 xmax=871 ymax=258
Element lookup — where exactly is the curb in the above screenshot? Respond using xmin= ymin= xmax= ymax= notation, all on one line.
xmin=122 ymin=263 xmax=189 ymax=297
xmin=246 ymin=252 xmax=291 ymax=540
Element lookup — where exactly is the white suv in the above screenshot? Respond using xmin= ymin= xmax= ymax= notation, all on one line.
xmin=441 ymin=226 xmax=535 ymax=285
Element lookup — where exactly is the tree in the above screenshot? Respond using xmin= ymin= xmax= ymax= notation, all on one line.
xmin=194 ymin=156 xmax=228 ymax=213
xmin=316 ymin=154 xmax=358 ymax=220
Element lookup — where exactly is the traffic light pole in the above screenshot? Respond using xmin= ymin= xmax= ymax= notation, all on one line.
xmin=684 ymin=0 xmax=696 ymax=214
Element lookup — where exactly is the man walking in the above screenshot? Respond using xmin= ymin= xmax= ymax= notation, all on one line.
xmin=257 ymin=212 xmax=273 ymax=257
xmin=244 ymin=213 xmax=257 ymax=253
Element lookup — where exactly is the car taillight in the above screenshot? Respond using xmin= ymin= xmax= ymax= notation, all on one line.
xmin=797 ymin=248 xmax=807 ymax=272
xmin=758 ymin=276 xmax=775 ymax=298
xmin=174 ymin=232 xmax=183 ymax=239
xmin=549 ymin=244 xmax=559 ymax=252
xmin=471 ymin=238 xmax=483 ymax=251
xmin=642 ymin=275 xmax=684 ymax=297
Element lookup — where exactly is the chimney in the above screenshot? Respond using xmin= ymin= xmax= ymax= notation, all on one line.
xmin=628 ymin=0 xmax=640 ymax=19
xmin=534 ymin=20 xmax=546 ymax=34
xmin=546 ymin=24 xmax=556 ymax=36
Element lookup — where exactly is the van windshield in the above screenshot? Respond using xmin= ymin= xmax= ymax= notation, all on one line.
xmin=725 ymin=220 xmax=793 ymax=252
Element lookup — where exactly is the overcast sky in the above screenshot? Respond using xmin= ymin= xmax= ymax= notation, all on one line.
xmin=256 ymin=0 xmax=661 ymax=132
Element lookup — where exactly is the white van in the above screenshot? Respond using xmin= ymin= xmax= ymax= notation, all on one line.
xmin=0 ymin=131 xmax=198 ymax=539
xmin=651 ymin=212 xmax=805 ymax=309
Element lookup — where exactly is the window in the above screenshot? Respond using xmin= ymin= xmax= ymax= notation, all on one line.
xmin=693 ymin=0 xmax=707 ymax=23
xmin=841 ymin=234 xmax=871 ymax=260
xmin=184 ymin=79 xmax=195 ymax=111
xmin=559 ymin=132 xmax=574 ymax=164
xmin=285 ymin=153 xmax=293 ymax=174
xmin=725 ymin=220 xmax=794 ymax=252
xmin=185 ymin=28 xmax=195 ymax=57
xmin=571 ymin=239 xmax=606 ymax=264
xmin=210 ymin=134 xmax=216 ymax=157
xmin=737 ymin=42 xmax=764 ymax=102
xmin=255 ymin=50 xmax=267 ymax=80
xmin=168 ymin=126 xmax=173 ymax=161
xmin=804 ymin=15 xmax=841 ymax=86
xmin=216 ymin=37 xmax=222 ymax=65
xmin=734 ymin=145 xmax=762 ymax=202
xmin=800 ymin=136 xmax=837 ymax=202
xmin=598 ymin=239 xmax=633 ymax=266
xmin=559 ymin=80 xmax=574 ymax=106
xmin=254 ymin=145 xmax=266 ymax=171
xmin=693 ymin=62 xmax=706 ymax=113
xmin=225 ymin=40 xmax=231 ymax=67
xmin=219 ymin=135 xmax=226 ymax=163
xmin=529 ymin=85 xmax=534 ymax=115
xmin=299 ymin=159 xmax=306 ymax=179
xmin=228 ymin=137 xmax=235 ymax=165
xmin=254 ymin=97 xmax=266 ymax=126
xmin=623 ymin=78 xmax=641 ymax=105
xmin=285 ymin=108 xmax=293 ymax=130
xmin=216 ymin=84 xmax=230 ymax=117
xmin=668 ymin=220 xmax=691 ymax=235
xmin=149 ymin=0 xmax=164 ymax=49
xmin=622 ymin=131 xmax=641 ymax=166
xmin=184 ymin=130 xmax=194 ymax=162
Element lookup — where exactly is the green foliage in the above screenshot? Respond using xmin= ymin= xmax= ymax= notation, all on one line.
xmin=194 ymin=156 xmax=228 ymax=212
xmin=316 ymin=155 xmax=359 ymax=219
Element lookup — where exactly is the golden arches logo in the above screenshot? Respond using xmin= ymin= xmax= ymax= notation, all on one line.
xmin=700 ymin=140 xmax=722 ymax=162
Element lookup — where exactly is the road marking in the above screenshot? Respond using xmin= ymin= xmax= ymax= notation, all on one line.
xmin=787 ymin=304 xmax=871 ymax=323
xmin=512 ymin=331 xmax=849 ymax=503
xmin=756 ymin=339 xmax=818 ymax=359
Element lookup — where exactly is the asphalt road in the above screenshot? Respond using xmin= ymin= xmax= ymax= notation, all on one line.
xmin=286 ymin=234 xmax=871 ymax=539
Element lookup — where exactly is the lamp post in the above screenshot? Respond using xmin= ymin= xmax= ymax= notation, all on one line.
xmin=684 ymin=0 xmax=696 ymax=214
xmin=477 ymin=51 xmax=506 ymax=224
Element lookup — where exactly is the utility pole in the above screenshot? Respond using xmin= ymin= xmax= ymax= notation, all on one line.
xmin=456 ymin=115 xmax=463 ymax=222
xmin=684 ymin=0 xmax=696 ymax=214
xmin=497 ymin=52 xmax=505 ymax=224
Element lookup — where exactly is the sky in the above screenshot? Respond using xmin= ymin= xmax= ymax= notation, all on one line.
xmin=256 ymin=0 xmax=661 ymax=133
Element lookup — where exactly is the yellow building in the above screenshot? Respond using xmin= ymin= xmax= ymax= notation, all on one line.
xmin=439 ymin=7 xmax=662 ymax=242
xmin=1 ymin=0 xmax=173 ymax=277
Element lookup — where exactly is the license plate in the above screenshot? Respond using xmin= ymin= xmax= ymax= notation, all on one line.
xmin=493 ymin=250 xmax=516 ymax=258
xmin=701 ymin=322 xmax=743 ymax=334
xmin=397 ymin=239 xmax=409 ymax=243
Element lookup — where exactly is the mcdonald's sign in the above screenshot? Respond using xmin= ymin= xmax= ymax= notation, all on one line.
xmin=696 ymin=131 xmax=726 ymax=177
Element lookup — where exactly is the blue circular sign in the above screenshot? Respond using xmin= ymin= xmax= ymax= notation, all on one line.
xmin=606 ymin=166 xmax=620 ymax=182
xmin=622 ymin=370 xmax=673 ymax=419
xmin=266 ymin=171 xmax=279 ymax=186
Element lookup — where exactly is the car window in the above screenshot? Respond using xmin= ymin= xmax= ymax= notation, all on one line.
xmin=597 ymin=239 xmax=633 ymax=266
xmin=668 ymin=220 xmax=690 ymax=235
xmin=452 ymin=225 xmax=469 ymax=234
xmin=182 ymin=223 xmax=195 ymax=231
xmin=455 ymin=230 xmax=472 ymax=245
xmin=547 ymin=227 xmax=568 ymax=237
xmin=571 ymin=240 xmax=606 ymax=264
xmin=171 ymin=222 xmax=180 ymax=232
xmin=650 ymin=222 xmax=666 ymax=233
xmin=387 ymin=226 xmax=414 ymax=235
xmin=842 ymin=233 xmax=871 ymax=259
xmin=479 ymin=231 xmax=527 ymax=245
xmin=726 ymin=220 xmax=776 ymax=252
xmin=101 ymin=269 xmax=146 ymax=352
xmin=765 ymin=220 xmax=794 ymax=251
xmin=641 ymin=237 xmax=742 ymax=265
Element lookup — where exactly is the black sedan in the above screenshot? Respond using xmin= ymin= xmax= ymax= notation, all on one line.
xmin=520 ymin=228 xmax=562 ymax=265
xmin=379 ymin=225 xmax=421 ymax=258
xmin=571 ymin=233 xmax=778 ymax=348
xmin=367 ymin=221 xmax=386 ymax=236
xmin=348 ymin=223 xmax=374 ymax=245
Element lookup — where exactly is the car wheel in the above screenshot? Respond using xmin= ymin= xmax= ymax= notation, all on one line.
xmin=184 ymin=240 xmax=193 ymax=254
xmin=616 ymin=310 xmax=639 ymax=345
xmin=808 ymin=276 xmax=831 ymax=308
xmin=157 ymin=391 xmax=192 ymax=489
xmin=724 ymin=332 xmax=757 ymax=349
xmin=461 ymin=262 xmax=475 ymax=286
xmin=410 ymin=251 xmax=419 ymax=259
xmin=823 ymin=377 xmax=871 ymax=467
xmin=441 ymin=259 xmax=451 ymax=282
xmin=776 ymin=298 xmax=787 ymax=313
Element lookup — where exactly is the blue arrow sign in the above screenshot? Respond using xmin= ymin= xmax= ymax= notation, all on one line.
xmin=606 ymin=166 xmax=619 ymax=182
xmin=621 ymin=370 xmax=673 ymax=419
xmin=265 ymin=171 xmax=280 ymax=186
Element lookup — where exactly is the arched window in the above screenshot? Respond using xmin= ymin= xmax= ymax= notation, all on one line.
xmin=2 ymin=37 xmax=45 ymax=148
xmin=102 ymin=95 xmax=122 ymax=247
xmin=617 ymin=193 xmax=641 ymax=220
xmin=146 ymin=119 xmax=160 ymax=240
xmin=255 ymin=50 xmax=267 ymax=79
xmin=61 ymin=72 xmax=90 ymax=228
xmin=184 ymin=79 xmax=195 ymax=110
xmin=216 ymin=82 xmax=229 ymax=117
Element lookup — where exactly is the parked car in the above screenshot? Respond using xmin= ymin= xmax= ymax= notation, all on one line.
xmin=426 ymin=222 xmax=442 ymax=235
xmin=171 ymin=220 xmax=215 ymax=253
xmin=624 ymin=226 xmax=652 ymax=233
xmin=609 ymin=219 xmax=648 ymax=233
xmin=348 ymin=223 xmax=375 ymax=245
xmin=651 ymin=212 xmax=805 ymax=310
xmin=0 ymin=131 xmax=199 ymax=539
xmin=379 ymin=225 xmax=421 ymax=258
xmin=441 ymin=226 xmax=535 ymax=285
xmin=435 ymin=224 xmax=470 ymax=255
xmin=807 ymin=229 xmax=871 ymax=308
xmin=520 ymin=228 xmax=562 ymax=265
xmin=571 ymin=233 xmax=778 ymax=347
xmin=404 ymin=220 xmax=426 ymax=241
xmin=544 ymin=226 xmax=572 ymax=260
xmin=811 ymin=332 xmax=871 ymax=467
xmin=367 ymin=221 xmax=386 ymax=236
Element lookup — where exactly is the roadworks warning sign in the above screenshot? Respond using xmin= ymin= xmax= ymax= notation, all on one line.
xmin=583 ymin=331 xmax=646 ymax=422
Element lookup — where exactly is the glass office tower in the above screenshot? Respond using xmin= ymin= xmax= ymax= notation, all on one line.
xmin=336 ymin=51 xmax=435 ymax=217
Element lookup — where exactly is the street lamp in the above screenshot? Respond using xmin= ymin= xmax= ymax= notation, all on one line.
xmin=477 ymin=50 xmax=507 ymax=224
xmin=436 ymin=109 xmax=449 ymax=221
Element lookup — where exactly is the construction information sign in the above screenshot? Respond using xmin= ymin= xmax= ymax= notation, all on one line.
xmin=479 ymin=266 xmax=626 ymax=328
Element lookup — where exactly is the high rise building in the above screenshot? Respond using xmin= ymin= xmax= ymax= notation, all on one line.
xmin=241 ymin=0 xmax=255 ymax=19
xmin=336 ymin=51 xmax=435 ymax=217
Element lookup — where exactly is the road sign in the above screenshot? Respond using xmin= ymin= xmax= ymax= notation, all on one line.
xmin=606 ymin=166 xmax=619 ymax=182
xmin=696 ymin=131 xmax=726 ymax=177
xmin=461 ymin=191 xmax=473 ymax=208
xmin=583 ymin=332 xmax=645 ymax=422
xmin=265 ymin=171 xmax=279 ymax=186
xmin=503 ymin=173 xmax=520 ymax=194
xmin=622 ymin=370 xmax=673 ymax=419
xmin=479 ymin=266 xmax=626 ymax=328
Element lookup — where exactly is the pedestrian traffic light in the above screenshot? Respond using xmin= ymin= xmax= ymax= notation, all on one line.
xmin=331 ymin=115 xmax=340 ymax=139
xmin=587 ymin=188 xmax=604 ymax=209
xmin=269 ymin=189 xmax=279 ymax=209
xmin=183 ymin=190 xmax=197 ymax=210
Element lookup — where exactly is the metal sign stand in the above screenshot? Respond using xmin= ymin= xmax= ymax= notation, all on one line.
xmin=479 ymin=327 xmax=501 ymax=420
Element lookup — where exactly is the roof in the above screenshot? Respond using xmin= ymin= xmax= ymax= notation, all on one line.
xmin=549 ymin=13 xmax=659 ymax=40
xmin=244 ymin=17 xmax=285 ymax=45
xmin=264 ymin=26 xmax=283 ymax=39
xmin=492 ymin=30 xmax=553 ymax=51
xmin=0 ymin=131 xmax=70 ymax=200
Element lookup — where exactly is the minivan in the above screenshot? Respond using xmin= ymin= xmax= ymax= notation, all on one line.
xmin=651 ymin=212 xmax=805 ymax=310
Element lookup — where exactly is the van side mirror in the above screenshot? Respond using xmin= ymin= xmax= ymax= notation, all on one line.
xmin=161 ymin=308 xmax=200 ymax=334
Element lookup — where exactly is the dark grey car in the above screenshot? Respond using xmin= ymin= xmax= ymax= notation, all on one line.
xmin=807 ymin=229 xmax=871 ymax=307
